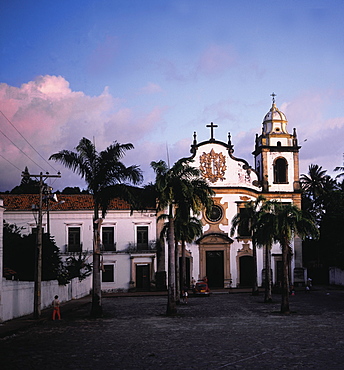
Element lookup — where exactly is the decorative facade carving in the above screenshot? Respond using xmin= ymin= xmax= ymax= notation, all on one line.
xmin=199 ymin=149 xmax=226 ymax=183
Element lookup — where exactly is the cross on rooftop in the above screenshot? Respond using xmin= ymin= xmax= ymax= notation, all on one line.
xmin=270 ymin=92 xmax=276 ymax=104
xmin=206 ymin=122 xmax=218 ymax=140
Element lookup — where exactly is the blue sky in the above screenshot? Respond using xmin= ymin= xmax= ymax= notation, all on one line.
xmin=0 ymin=0 xmax=343 ymax=191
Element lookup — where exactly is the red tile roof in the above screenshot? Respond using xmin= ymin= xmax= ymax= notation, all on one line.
xmin=0 ymin=194 xmax=138 ymax=211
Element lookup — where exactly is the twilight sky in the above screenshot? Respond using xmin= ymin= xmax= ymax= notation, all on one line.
xmin=1 ymin=0 xmax=344 ymax=192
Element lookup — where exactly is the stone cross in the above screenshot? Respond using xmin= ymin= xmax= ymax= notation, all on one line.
xmin=206 ymin=122 xmax=218 ymax=140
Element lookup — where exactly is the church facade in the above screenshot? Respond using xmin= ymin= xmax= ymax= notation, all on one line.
xmin=186 ymin=98 xmax=304 ymax=289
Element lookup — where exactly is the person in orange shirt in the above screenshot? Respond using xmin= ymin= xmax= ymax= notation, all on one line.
xmin=52 ymin=295 xmax=61 ymax=320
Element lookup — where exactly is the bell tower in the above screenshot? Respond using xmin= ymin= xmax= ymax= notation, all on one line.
xmin=253 ymin=94 xmax=301 ymax=194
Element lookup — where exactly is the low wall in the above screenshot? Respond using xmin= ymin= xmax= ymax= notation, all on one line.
xmin=0 ymin=276 xmax=91 ymax=322
xmin=329 ymin=267 xmax=344 ymax=286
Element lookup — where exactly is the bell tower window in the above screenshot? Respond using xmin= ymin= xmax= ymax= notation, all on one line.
xmin=274 ymin=157 xmax=288 ymax=183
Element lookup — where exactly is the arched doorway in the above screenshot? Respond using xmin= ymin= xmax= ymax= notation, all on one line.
xmin=206 ymin=251 xmax=224 ymax=288
xmin=136 ymin=264 xmax=150 ymax=291
xmin=239 ymin=255 xmax=254 ymax=287
xmin=197 ymin=233 xmax=233 ymax=289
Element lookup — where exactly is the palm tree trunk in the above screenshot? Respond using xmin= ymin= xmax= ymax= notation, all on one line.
xmin=252 ymin=242 xmax=259 ymax=295
xmin=167 ymin=205 xmax=177 ymax=315
xmin=91 ymin=205 xmax=102 ymax=318
xmin=264 ymin=244 xmax=272 ymax=303
xmin=175 ymin=240 xmax=180 ymax=304
xmin=281 ymin=239 xmax=290 ymax=314
xmin=181 ymin=239 xmax=186 ymax=288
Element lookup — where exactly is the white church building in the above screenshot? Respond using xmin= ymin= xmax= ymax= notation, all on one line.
xmin=1 ymin=98 xmax=305 ymax=295
xmin=186 ymin=97 xmax=304 ymax=289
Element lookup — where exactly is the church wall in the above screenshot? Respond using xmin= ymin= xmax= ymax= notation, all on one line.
xmin=266 ymin=151 xmax=295 ymax=192
xmin=268 ymin=137 xmax=292 ymax=146
xmin=193 ymin=143 xmax=260 ymax=190
xmin=186 ymin=99 xmax=304 ymax=290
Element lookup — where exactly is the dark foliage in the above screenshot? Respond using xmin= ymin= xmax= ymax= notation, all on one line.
xmin=60 ymin=187 xmax=90 ymax=194
xmin=65 ymin=251 xmax=92 ymax=281
xmin=3 ymin=221 xmax=64 ymax=281
xmin=10 ymin=167 xmax=42 ymax=194
xmin=301 ymin=164 xmax=344 ymax=281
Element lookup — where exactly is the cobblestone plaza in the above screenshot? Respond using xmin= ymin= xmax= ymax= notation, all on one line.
xmin=1 ymin=288 xmax=344 ymax=369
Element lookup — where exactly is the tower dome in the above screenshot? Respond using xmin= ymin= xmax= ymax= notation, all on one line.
xmin=262 ymin=96 xmax=289 ymax=135
xmin=263 ymin=103 xmax=287 ymax=122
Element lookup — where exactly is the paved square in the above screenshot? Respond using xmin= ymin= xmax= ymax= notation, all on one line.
xmin=1 ymin=288 xmax=344 ymax=369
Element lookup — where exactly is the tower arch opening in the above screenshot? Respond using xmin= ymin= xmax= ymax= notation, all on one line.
xmin=274 ymin=157 xmax=288 ymax=183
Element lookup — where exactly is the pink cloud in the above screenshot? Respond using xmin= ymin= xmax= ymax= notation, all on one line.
xmin=137 ymin=82 xmax=163 ymax=95
xmin=197 ymin=44 xmax=237 ymax=75
xmin=103 ymin=105 xmax=168 ymax=146
xmin=87 ymin=35 xmax=120 ymax=75
xmin=280 ymin=90 xmax=344 ymax=175
xmin=202 ymin=99 xmax=237 ymax=123
xmin=0 ymin=75 xmax=167 ymax=191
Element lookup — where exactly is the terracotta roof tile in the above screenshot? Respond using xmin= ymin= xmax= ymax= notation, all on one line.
xmin=0 ymin=194 xmax=138 ymax=211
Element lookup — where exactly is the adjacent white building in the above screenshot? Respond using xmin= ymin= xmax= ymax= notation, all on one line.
xmin=1 ymin=194 xmax=162 ymax=292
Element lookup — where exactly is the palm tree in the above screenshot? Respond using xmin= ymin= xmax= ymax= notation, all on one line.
xmin=151 ymin=158 xmax=213 ymax=315
xmin=50 ymin=137 xmax=142 ymax=317
xmin=300 ymin=164 xmax=336 ymax=224
xmin=176 ymin=215 xmax=203 ymax=290
xmin=256 ymin=202 xmax=277 ymax=303
xmin=334 ymin=161 xmax=344 ymax=179
xmin=268 ymin=201 xmax=319 ymax=314
xmin=300 ymin=164 xmax=329 ymax=199
xmin=160 ymin=213 xmax=203 ymax=301
xmin=230 ymin=195 xmax=267 ymax=295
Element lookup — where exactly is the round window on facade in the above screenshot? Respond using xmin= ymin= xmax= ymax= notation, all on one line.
xmin=206 ymin=205 xmax=223 ymax=223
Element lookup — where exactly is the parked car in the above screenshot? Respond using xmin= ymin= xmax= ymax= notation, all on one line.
xmin=194 ymin=281 xmax=210 ymax=295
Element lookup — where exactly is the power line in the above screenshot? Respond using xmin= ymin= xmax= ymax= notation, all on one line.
xmin=0 ymin=110 xmax=59 ymax=172
xmin=0 ymin=153 xmax=23 ymax=172
xmin=0 ymin=124 xmax=46 ymax=171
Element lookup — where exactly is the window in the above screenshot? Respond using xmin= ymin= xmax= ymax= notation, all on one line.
xmin=102 ymin=227 xmax=115 ymax=251
xmin=206 ymin=205 xmax=223 ymax=223
xmin=238 ymin=208 xmax=251 ymax=237
xmin=102 ymin=265 xmax=114 ymax=282
xmin=68 ymin=227 xmax=81 ymax=252
xmin=137 ymin=226 xmax=149 ymax=250
xmin=274 ymin=157 xmax=288 ymax=183
xmin=31 ymin=226 xmax=47 ymax=234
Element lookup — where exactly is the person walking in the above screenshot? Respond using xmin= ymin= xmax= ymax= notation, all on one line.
xmin=182 ymin=286 xmax=189 ymax=304
xmin=52 ymin=295 xmax=61 ymax=320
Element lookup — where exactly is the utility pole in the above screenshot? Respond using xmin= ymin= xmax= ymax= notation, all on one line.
xmin=24 ymin=171 xmax=61 ymax=319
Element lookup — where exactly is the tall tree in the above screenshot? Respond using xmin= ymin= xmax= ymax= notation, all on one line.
xmin=160 ymin=213 xmax=203 ymax=301
xmin=268 ymin=202 xmax=319 ymax=313
xmin=300 ymin=164 xmax=336 ymax=224
xmin=10 ymin=167 xmax=41 ymax=194
xmin=3 ymin=222 xmax=64 ymax=282
xmin=151 ymin=158 xmax=213 ymax=315
xmin=230 ymin=195 xmax=267 ymax=295
xmin=255 ymin=202 xmax=276 ymax=303
xmin=175 ymin=215 xmax=203 ymax=290
xmin=50 ymin=137 xmax=142 ymax=317
xmin=300 ymin=164 xmax=329 ymax=198
xmin=334 ymin=159 xmax=344 ymax=179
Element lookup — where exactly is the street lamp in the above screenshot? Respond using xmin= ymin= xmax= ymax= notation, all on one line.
xmin=24 ymin=171 xmax=61 ymax=319
xmin=43 ymin=188 xmax=64 ymax=236
xmin=33 ymin=175 xmax=44 ymax=319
